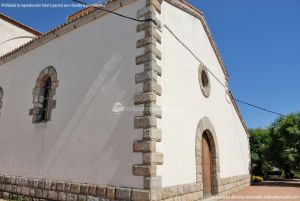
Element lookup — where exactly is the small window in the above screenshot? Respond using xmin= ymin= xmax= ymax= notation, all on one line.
xmin=198 ymin=64 xmax=211 ymax=98
xmin=41 ymin=77 xmax=51 ymax=121
xmin=30 ymin=66 xmax=58 ymax=123
xmin=0 ymin=87 xmax=3 ymax=115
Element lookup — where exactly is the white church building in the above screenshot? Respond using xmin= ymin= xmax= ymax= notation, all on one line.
xmin=0 ymin=13 xmax=41 ymax=57
xmin=0 ymin=0 xmax=250 ymax=200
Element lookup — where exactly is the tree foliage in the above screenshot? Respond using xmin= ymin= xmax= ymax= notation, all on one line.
xmin=249 ymin=112 xmax=300 ymax=178
xmin=267 ymin=113 xmax=300 ymax=178
xmin=249 ymin=128 xmax=270 ymax=176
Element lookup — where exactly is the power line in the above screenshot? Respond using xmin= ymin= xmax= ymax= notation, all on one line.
xmin=72 ymin=0 xmax=154 ymax=23
xmin=0 ymin=36 xmax=36 ymax=47
xmin=164 ymin=24 xmax=287 ymax=118
xmin=234 ymin=99 xmax=287 ymax=117
xmin=164 ymin=24 xmax=227 ymax=89
xmin=72 ymin=1 xmax=288 ymax=118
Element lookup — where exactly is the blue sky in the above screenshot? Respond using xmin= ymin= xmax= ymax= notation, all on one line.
xmin=1 ymin=0 xmax=299 ymax=128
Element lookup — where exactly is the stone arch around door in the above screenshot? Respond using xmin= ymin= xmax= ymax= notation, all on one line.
xmin=195 ymin=117 xmax=220 ymax=195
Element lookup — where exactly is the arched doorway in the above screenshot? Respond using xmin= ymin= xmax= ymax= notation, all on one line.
xmin=202 ymin=131 xmax=213 ymax=196
xmin=195 ymin=117 xmax=220 ymax=197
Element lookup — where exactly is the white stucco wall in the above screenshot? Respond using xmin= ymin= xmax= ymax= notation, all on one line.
xmin=0 ymin=18 xmax=36 ymax=57
xmin=0 ymin=0 xmax=145 ymax=188
xmin=157 ymin=1 xmax=250 ymax=187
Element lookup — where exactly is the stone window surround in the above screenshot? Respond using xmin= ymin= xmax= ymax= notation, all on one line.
xmin=198 ymin=64 xmax=211 ymax=98
xmin=29 ymin=66 xmax=58 ymax=123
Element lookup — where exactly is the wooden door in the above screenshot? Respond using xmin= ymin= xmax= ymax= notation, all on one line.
xmin=202 ymin=133 xmax=212 ymax=197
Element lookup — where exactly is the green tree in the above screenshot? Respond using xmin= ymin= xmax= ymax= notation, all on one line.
xmin=249 ymin=128 xmax=271 ymax=176
xmin=267 ymin=113 xmax=300 ymax=178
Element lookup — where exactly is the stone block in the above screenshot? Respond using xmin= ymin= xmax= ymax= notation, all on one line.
xmin=4 ymin=184 xmax=11 ymax=192
xmin=144 ymin=176 xmax=162 ymax=189
xmin=143 ymin=153 xmax=163 ymax=165
xmin=146 ymin=0 xmax=162 ymax=13
xmin=48 ymin=190 xmax=58 ymax=200
xmin=45 ymin=180 xmax=51 ymax=190
xmin=58 ymin=192 xmax=67 ymax=201
xmin=3 ymin=192 xmax=10 ymax=199
xmin=132 ymin=165 xmax=157 ymax=177
xmin=27 ymin=178 xmax=34 ymax=187
xmin=143 ymin=81 xmax=161 ymax=95
xmin=21 ymin=186 xmax=29 ymax=196
xmin=133 ymin=140 xmax=156 ymax=153
xmin=131 ymin=189 xmax=151 ymax=201
xmin=137 ymin=21 xmax=156 ymax=33
xmin=135 ymin=70 xmax=157 ymax=84
xmin=136 ymin=52 xmax=156 ymax=65
xmin=51 ymin=181 xmax=57 ymax=190
xmin=67 ymin=193 xmax=78 ymax=201
xmin=10 ymin=176 xmax=16 ymax=185
xmin=87 ymin=195 xmax=99 ymax=201
xmin=33 ymin=179 xmax=39 ymax=188
xmin=137 ymin=36 xmax=156 ymax=48
xmin=4 ymin=176 xmax=11 ymax=184
xmin=134 ymin=92 xmax=157 ymax=105
xmin=57 ymin=182 xmax=65 ymax=191
xmin=144 ymin=62 xmax=162 ymax=76
xmin=137 ymin=5 xmax=155 ymax=19
xmin=29 ymin=188 xmax=35 ymax=197
xmin=35 ymin=189 xmax=43 ymax=198
xmin=70 ymin=183 xmax=81 ymax=194
xmin=96 ymin=186 xmax=106 ymax=196
xmin=134 ymin=116 xmax=157 ymax=128
xmin=106 ymin=187 xmax=115 ymax=199
xmin=143 ymin=128 xmax=162 ymax=142
xmin=116 ymin=187 xmax=131 ymax=200
xmin=88 ymin=185 xmax=97 ymax=196
xmin=144 ymin=44 xmax=161 ymax=60
xmin=78 ymin=195 xmax=87 ymax=201
xmin=80 ymin=184 xmax=89 ymax=195
xmin=11 ymin=185 xmax=17 ymax=193
xmin=38 ymin=179 xmax=45 ymax=189
xmin=42 ymin=190 xmax=48 ymax=199
xmin=144 ymin=103 xmax=162 ymax=117
xmin=15 ymin=177 xmax=22 ymax=185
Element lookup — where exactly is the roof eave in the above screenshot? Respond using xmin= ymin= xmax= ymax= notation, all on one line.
xmin=0 ymin=13 xmax=42 ymax=36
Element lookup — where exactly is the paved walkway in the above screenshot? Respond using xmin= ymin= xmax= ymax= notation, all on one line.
xmin=220 ymin=181 xmax=300 ymax=201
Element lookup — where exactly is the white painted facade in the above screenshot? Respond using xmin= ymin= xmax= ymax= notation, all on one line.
xmin=0 ymin=0 xmax=249 ymax=191
xmin=157 ymin=1 xmax=250 ymax=187
xmin=0 ymin=0 xmax=145 ymax=189
xmin=0 ymin=16 xmax=37 ymax=57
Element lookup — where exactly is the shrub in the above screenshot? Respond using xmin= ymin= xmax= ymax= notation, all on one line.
xmin=252 ymin=175 xmax=263 ymax=182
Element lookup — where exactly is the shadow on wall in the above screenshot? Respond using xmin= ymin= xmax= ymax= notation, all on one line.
xmin=28 ymin=52 xmax=141 ymax=186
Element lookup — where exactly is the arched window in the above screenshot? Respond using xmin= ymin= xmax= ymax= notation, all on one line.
xmin=29 ymin=66 xmax=58 ymax=123
xmin=0 ymin=87 xmax=3 ymax=115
